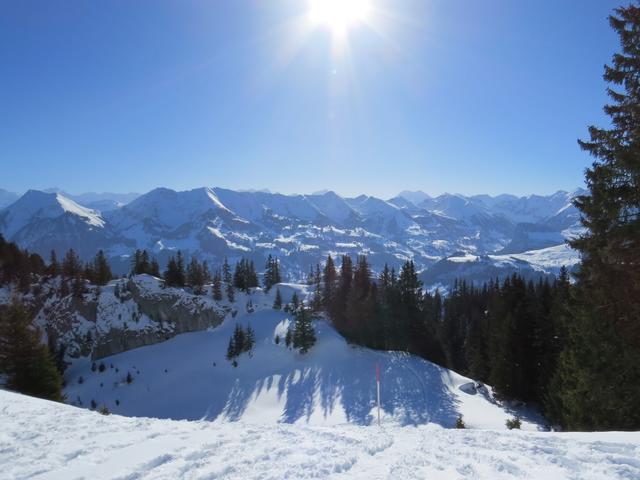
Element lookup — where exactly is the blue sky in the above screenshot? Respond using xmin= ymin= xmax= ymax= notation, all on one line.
xmin=0 ymin=0 xmax=622 ymax=198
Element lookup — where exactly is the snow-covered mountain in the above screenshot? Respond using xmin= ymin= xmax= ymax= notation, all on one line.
xmin=0 ymin=190 xmax=120 ymax=259
xmin=0 ymin=187 xmax=583 ymax=286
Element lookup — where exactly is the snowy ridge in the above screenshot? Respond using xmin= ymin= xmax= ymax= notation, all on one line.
xmin=0 ymin=190 xmax=104 ymax=238
xmin=64 ymin=284 xmax=542 ymax=429
xmin=0 ymin=186 xmax=585 ymax=286
xmin=2 ymin=389 xmax=639 ymax=479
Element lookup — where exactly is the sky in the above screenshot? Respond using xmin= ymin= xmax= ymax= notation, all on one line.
xmin=0 ymin=0 xmax=623 ymax=199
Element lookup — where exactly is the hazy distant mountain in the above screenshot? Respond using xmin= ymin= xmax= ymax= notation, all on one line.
xmin=0 ymin=189 xmax=19 ymax=209
xmin=0 ymin=187 xmax=583 ymax=286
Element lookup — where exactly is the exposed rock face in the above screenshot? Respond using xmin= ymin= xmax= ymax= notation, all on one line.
xmin=92 ymin=277 xmax=226 ymax=359
xmin=24 ymin=275 xmax=227 ymax=361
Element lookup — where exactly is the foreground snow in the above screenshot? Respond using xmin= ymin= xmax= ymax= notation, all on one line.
xmin=2 ymin=390 xmax=639 ymax=480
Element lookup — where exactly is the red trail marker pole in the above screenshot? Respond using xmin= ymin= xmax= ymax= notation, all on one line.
xmin=376 ymin=362 xmax=381 ymax=426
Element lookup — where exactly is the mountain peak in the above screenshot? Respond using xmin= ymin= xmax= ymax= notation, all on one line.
xmin=397 ymin=190 xmax=431 ymax=205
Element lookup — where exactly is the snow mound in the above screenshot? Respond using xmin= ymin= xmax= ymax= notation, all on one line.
xmin=2 ymin=389 xmax=639 ymax=480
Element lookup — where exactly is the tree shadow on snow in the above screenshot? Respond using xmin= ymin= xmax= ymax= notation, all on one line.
xmin=216 ymin=320 xmax=460 ymax=427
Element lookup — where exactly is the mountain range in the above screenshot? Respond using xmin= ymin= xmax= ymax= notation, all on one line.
xmin=0 ymin=187 xmax=585 ymax=287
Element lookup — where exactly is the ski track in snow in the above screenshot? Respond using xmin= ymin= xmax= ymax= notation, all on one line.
xmin=1 ymin=389 xmax=640 ymax=480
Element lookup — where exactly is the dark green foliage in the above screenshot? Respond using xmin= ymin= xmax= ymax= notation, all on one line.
xmin=186 ymin=257 xmax=210 ymax=294
xmin=273 ymin=288 xmax=283 ymax=310
xmin=98 ymin=405 xmax=110 ymax=415
xmin=506 ymin=417 xmax=521 ymax=430
xmin=212 ymin=269 xmax=223 ymax=301
xmin=263 ymin=255 xmax=282 ymax=292
xmin=131 ymin=249 xmax=161 ymax=277
xmin=222 ymin=257 xmax=235 ymax=302
xmin=62 ymin=249 xmax=82 ymax=278
xmin=545 ymin=4 xmax=640 ymax=431
xmin=163 ymin=251 xmax=186 ymax=287
xmin=0 ymin=236 xmax=46 ymax=290
xmin=89 ymin=250 xmax=112 ymax=286
xmin=233 ymin=258 xmax=258 ymax=292
xmin=292 ymin=306 xmax=316 ymax=354
xmin=455 ymin=415 xmax=466 ymax=429
xmin=226 ymin=323 xmax=255 ymax=361
xmin=0 ymin=303 xmax=63 ymax=401
xmin=290 ymin=292 xmax=300 ymax=312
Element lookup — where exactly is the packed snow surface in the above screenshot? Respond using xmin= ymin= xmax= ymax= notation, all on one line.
xmin=2 ymin=389 xmax=640 ymax=480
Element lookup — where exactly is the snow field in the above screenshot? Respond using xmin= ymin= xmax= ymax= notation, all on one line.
xmin=1 ymin=389 xmax=639 ymax=480
xmin=64 ymin=284 xmax=542 ymax=429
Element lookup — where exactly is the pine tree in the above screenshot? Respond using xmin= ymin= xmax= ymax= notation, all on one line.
xmin=263 ymin=255 xmax=281 ymax=292
xmin=552 ymin=4 xmax=640 ymax=430
xmin=322 ymin=255 xmax=337 ymax=309
xmin=273 ymin=288 xmax=283 ymax=310
xmin=245 ymin=324 xmax=255 ymax=353
xmin=164 ymin=253 xmax=186 ymax=287
xmin=150 ymin=258 xmax=160 ymax=277
xmin=226 ymin=336 xmax=236 ymax=360
xmin=212 ymin=270 xmax=223 ymax=301
xmin=0 ymin=303 xmax=63 ymax=401
xmin=62 ymin=249 xmax=81 ymax=278
xmin=290 ymin=292 xmax=300 ymax=312
xmin=292 ymin=307 xmax=316 ymax=354
xmin=92 ymin=250 xmax=112 ymax=286
xmin=48 ymin=250 xmax=59 ymax=277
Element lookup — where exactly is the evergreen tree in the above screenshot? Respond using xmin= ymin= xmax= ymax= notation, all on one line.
xmin=263 ymin=255 xmax=281 ymax=292
xmin=246 ymin=324 xmax=255 ymax=353
xmin=92 ymin=250 xmax=112 ymax=286
xmin=226 ymin=336 xmax=236 ymax=361
xmin=48 ymin=250 xmax=59 ymax=277
xmin=273 ymin=288 xmax=283 ymax=310
xmin=164 ymin=252 xmax=186 ymax=287
xmin=186 ymin=257 xmax=206 ymax=293
xmin=150 ymin=258 xmax=160 ymax=277
xmin=552 ymin=4 xmax=640 ymax=430
xmin=140 ymin=250 xmax=150 ymax=275
xmin=212 ymin=269 xmax=223 ymax=301
xmin=290 ymin=292 xmax=300 ymax=312
xmin=322 ymin=255 xmax=337 ymax=309
xmin=62 ymin=249 xmax=82 ymax=278
xmin=0 ymin=303 xmax=63 ymax=401
xmin=292 ymin=307 xmax=316 ymax=354
xmin=223 ymin=257 xmax=235 ymax=302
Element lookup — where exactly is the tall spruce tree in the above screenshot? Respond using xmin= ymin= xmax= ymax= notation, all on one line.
xmin=551 ymin=4 xmax=640 ymax=430
xmin=0 ymin=303 xmax=63 ymax=401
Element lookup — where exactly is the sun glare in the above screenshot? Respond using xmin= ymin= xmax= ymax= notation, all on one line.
xmin=309 ymin=0 xmax=371 ymax=34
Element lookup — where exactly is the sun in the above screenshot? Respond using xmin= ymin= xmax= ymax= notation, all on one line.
xmin=308 ymin=0 xmax=372 ymax=35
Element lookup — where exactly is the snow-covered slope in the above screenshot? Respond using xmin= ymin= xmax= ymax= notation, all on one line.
xmin=63 ymin=284 xmax=541 ymax=429
xmin=421 ymin=244 xmax=580 ymax=288
xmin=2 ymin=389 xmax=639 ymax=480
